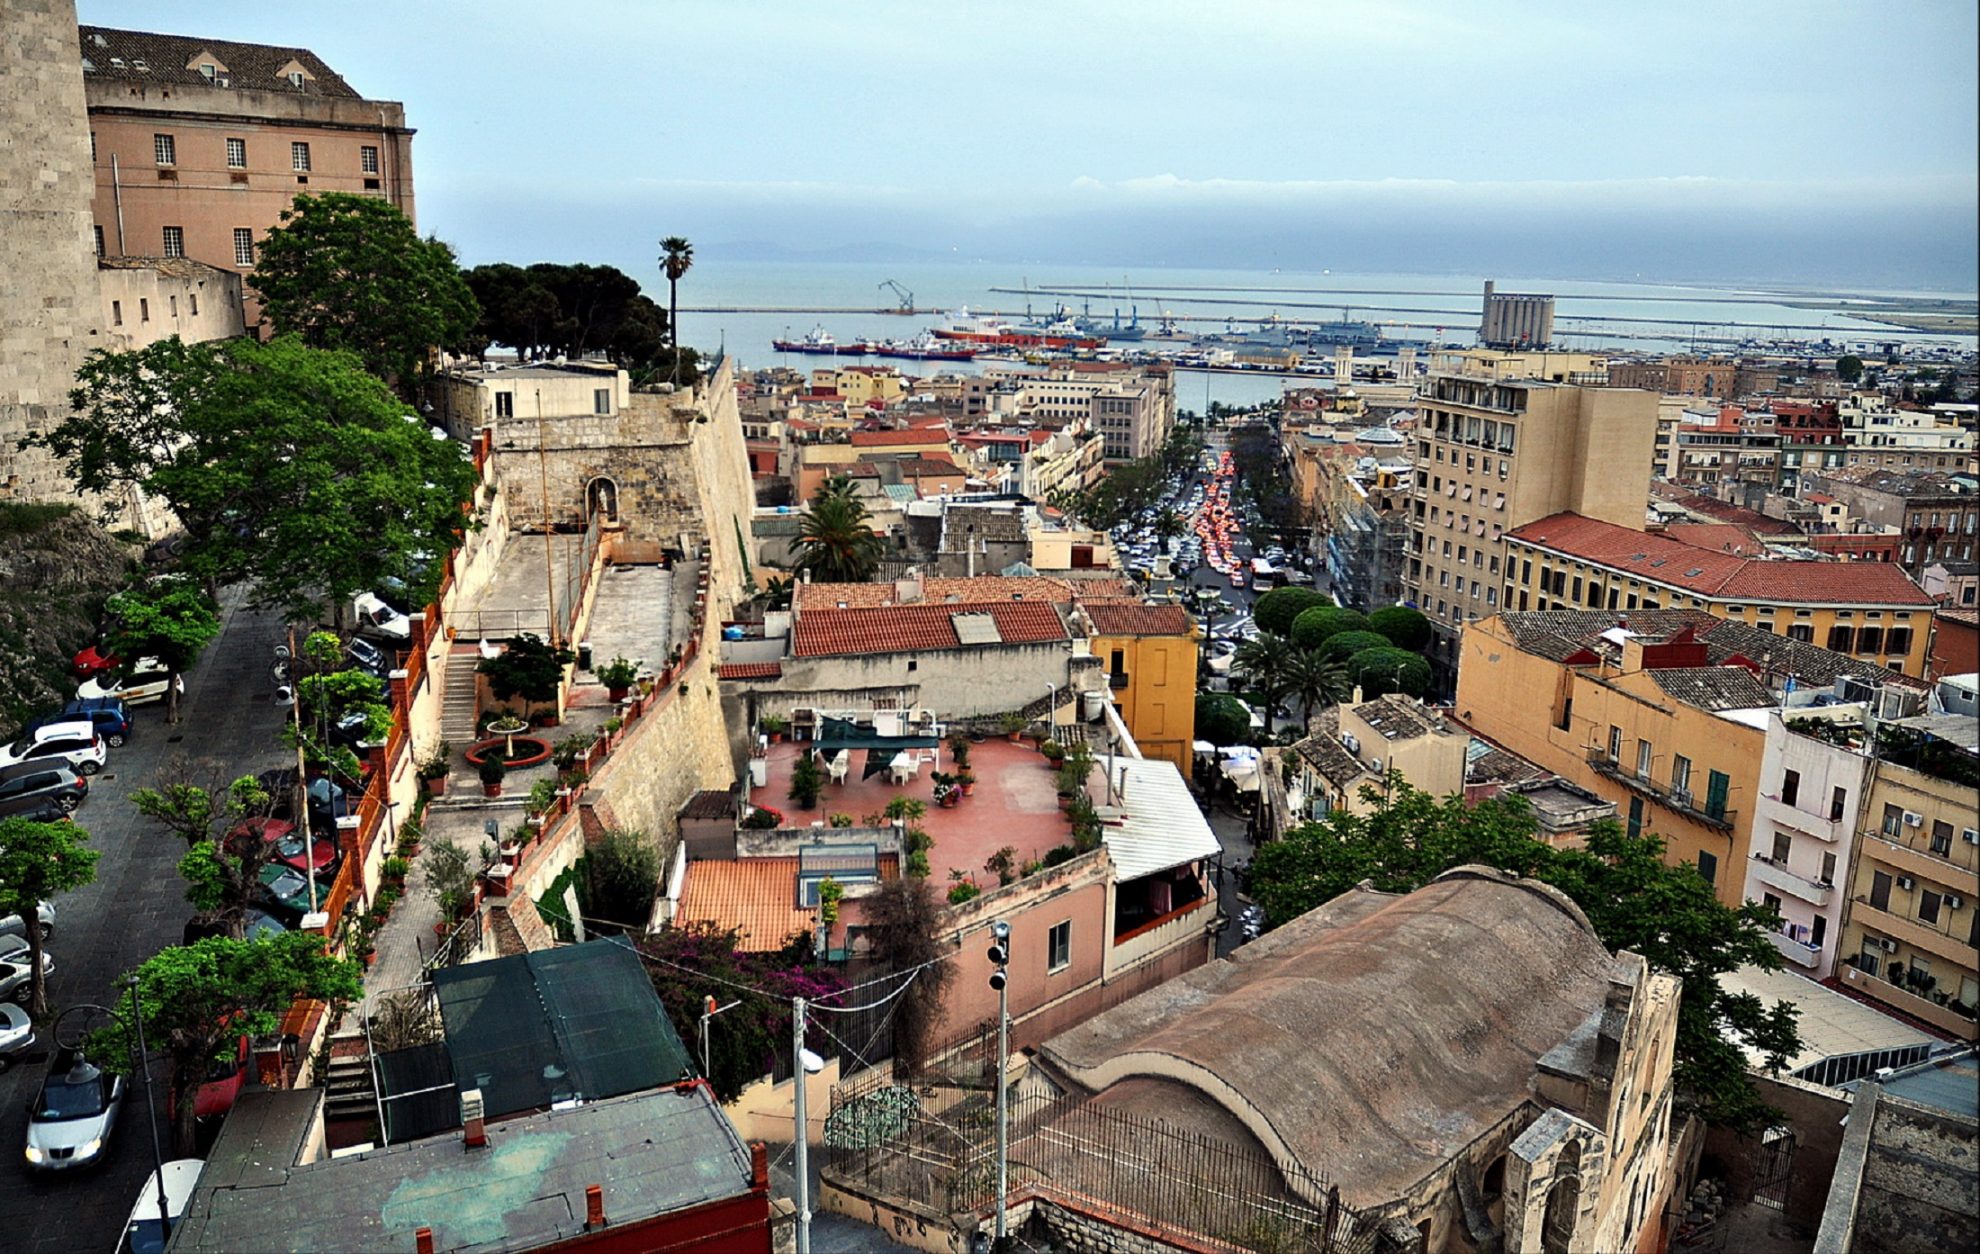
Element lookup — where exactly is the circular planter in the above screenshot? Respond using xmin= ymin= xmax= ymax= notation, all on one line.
xmin=464 ymin=737 xmax=552 ymax=769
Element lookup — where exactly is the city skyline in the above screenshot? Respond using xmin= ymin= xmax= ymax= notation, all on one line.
xmin=75 ymin=0 xmax=1980 ymax=287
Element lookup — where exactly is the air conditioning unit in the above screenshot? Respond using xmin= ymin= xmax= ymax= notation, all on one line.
xmin=1902 ymin=811 xmax=1923 ymax=827
xmin=1896 ymin=876 xmax=1915 ymax=890
xmin=1369 ymin=757 xmax=1384 ymax=774
xmin=1341 ymin=733 xmax=1359 ymax=755
xmin=1947 ymin=895 xmax=1966 ymax=910
xmin=1878 ymin=937 xmax=1899 ymax=953
xmin=1963 ymin=828 xmax=1978 ymax=845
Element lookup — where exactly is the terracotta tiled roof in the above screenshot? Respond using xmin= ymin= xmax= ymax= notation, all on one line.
xmin=718 ymin=662 xmax=783 ymax=680
xmin=1510 ymin=513 xmax=1933 ymax=606
xmin=1661 ymin=524 xmax=1767 ymax=556
xmin=79 ymin=25 xmax=363 ymax=97
xmin=795 ymin=575 xmax=1137 ymax=611
xmin=676 ymin=858 xmax=814 ymax=952
xmin=1489 ymin=609 xmax=1921 ymax=691
xmin=794 ymin=600 xmax=1068 ymax=657
xmin=1647 ymin=484 xmax=1803 ymax=535
xmin=850 ymin=429 xmax=949 ymax=448
xmin=1086 ymin=603 xmax=1192 ymax=637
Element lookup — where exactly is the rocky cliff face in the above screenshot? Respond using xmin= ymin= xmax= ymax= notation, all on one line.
xmin=0 ymin=504 xmax=136 ymax=736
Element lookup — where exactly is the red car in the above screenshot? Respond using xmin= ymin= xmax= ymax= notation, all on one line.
xmin=71 ymin=644 xmax=120 ymax=679
xmin=192 ymin=1034 xmax=251 ymax=1121
xmin=231 ymin=817 xmax=340 ymax=876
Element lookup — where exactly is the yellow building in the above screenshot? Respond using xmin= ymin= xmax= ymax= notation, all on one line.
xmin=1086 ymin=602 xmax=1197 ymax=773
xmin=810 ymin=365 xmax=907 ymax=409
xmin=1425 ymin=347 xmax=1609 ymax=383
xmin=1834 ymin=717 xmax=1980 ymax=1041
xmin=1501 ymin=512 xmax=1937 ymax=678
xmin=1455 ymin=609 xmax=1915 ymax=907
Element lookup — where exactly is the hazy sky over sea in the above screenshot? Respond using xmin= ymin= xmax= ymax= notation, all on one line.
xmin=82 ymin=0 xmax=1980 ymax=288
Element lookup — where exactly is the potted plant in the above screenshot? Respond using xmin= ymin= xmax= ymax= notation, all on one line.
xmin=997 ymin=711 xmax=1027 ymax=744
xmin=416 ymin=740 xmax=452 ymax=796
xmin=478 ymin=756 xmax=507 ymax=797
xmin=597 ymin=655 xmax=640 ymax=702
xmin=789 ymin=752 xmax=825 ymax=810
xmin=818 ymin=877 xmax=843 ymax=926
xmin=931 ymin=772 xmax=960 ymax=808
xmin=553 ymin=730 xmax=596 ymax=777
xmin=1040 ymin=740 xmax=1066 ymax=767
xmin=527 ymin=777 xmax=559 ymax=818
xmin=947 ymin=733 xmax=971 ymax=773
xmin=422 ymin=840 xmax=475 ymax=926
xmin=760 ymin=713 xmax=789 ymax=744
xmin=957 ymin=769 xmax=977 ymax=797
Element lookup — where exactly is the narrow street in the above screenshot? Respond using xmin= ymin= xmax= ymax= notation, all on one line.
xmin=0 ymin=589 xmax=292 ymax=1254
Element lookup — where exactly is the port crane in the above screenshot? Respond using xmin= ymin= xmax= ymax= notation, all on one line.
xmin=879 ymin=279 xmax=915 ymax=314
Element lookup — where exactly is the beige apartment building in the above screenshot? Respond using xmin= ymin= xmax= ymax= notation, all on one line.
xmin=1833 ymin=718 xmax=1980 ymax=1041
xmin=978 ymin=362 xmax=1175 ymax=462
xmin=81 ymin=26 xmax=414 ymax=328
xmin=1404 ymin=372 xmax=1659 ymax=682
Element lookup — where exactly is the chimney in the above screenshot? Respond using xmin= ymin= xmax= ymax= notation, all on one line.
xmin=461 ymin=1087 xmax=486 ymax=1149
xmin=416 ymin=1228 xmax=435 ymax=1254
xmin=585 ymin=1185 xmax=606 ymax=1230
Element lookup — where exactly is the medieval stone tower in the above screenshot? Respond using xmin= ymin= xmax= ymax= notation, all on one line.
xmin=0 ymin=0 xmax=104 ymax=502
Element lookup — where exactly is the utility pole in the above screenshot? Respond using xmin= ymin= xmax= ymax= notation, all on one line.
xmin=128 ymin=977 xmax=173 ymax=1240
xmin=987 ymin=921 xmax=1012 ymax=1247
xmin=699 ymin=995 xmax=739 ymax=1082
xmin=792 ymin=996 xmax=818 ymax=1254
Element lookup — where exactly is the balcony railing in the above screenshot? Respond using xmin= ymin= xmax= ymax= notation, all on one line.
xmin=1767 ymin=929 xmax=1823 ymax=968
xmin=1849 ymin=896 xmax=1980 ymax=969
xmin=1584 ymin=749 xmax=1735 ymax=831
xmin=1757 ymin=796 xmax=1846 ymax=843
xmin=1748 ymin=854 xmax=1834 ymax=907
xmin=1838 ymin=961 xmax=1978 ymax=1040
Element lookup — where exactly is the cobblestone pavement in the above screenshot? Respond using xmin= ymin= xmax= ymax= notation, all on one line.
xmin=1 ymin=589 xmax=293 ymax=1254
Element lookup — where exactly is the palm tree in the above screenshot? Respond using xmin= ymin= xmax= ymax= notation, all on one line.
xmin=794 ymin=478 xmax=885 ymax=582
xmin=1283 ymin=649 xmax=1351 ymax=731
xmin=659 ymin=236 xmax=694 ymax=384
xmin=1233 ymin=631 xmax=1295 ymax=732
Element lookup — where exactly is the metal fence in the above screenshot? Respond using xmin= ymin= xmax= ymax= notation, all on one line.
xmin=824 ymin=1076 xmax=1391 ymax=1254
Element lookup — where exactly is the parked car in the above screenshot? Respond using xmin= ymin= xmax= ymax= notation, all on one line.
xmin=0 ymin=934 xmax=53 ymax=978
xmin=0 ymin=958 xmax=38 ymax=1005
xmin=0 ymin=720 xmax=106 ymax=775
xmin=78 ymin=656 xmax=172 ymax=705
xmin=25 ymin=697 xmax=133 ymax=748
xmin=0 ymin=901 xmax=55 ymax=942
xmin=255 ymin=863 xmax=332 ymax=924
xmin=25 ymin=1047 xmax=126 ymax=1170
xmin=70 ymin=642 xmax=120 ymax=679
xmin=117 ymin=1158 xmax=206 ymax=1254
xmin=0 ymin=1003 xmax=36 ymax=1072
xmin=0 ymin=794 xmax=69 ymax=823
xmin=181 ymin=908 xmax=285 ymax=945
xmin=0 ymin=762 xmax=87 ymax=814
xmin=346 ymin=636 xmax=389 ymax=679
xmin=191 ymin=1034 xmax=251 ymax=1124
xmin=352 ymin=592 xmax=411 ymax=641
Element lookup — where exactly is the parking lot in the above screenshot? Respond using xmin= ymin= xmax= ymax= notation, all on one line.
xmin=0 ymin=589 xmax=291 ymax=1253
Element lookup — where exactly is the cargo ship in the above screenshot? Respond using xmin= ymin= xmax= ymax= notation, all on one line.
xmin=772 ymin=326 xmax=855 ymax=355
xmin=929 ymin=307 xmax=1105 ymax=350
xmin=772 ymin=327 xmax=979 ymax=361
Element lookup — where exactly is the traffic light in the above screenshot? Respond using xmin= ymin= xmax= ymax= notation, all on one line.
xmin=988 ymin=921 xmax=1010 ymax=991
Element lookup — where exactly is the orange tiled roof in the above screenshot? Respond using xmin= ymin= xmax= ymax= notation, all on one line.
xmin=1661 ymin=524 xmax=1767 ymax=556
xmin=1086 ymin=602 xmax=1193 ymax=636
xmin=1511 ymin=513 xmax=1934 ymax=606
xmin=676 ymin=858 xmax=813 ymax=952
xmin=718 ymin=662 xmax=783 ymax=680
xmin=850 ymin=428 xmax=949 ymax=448
xmin=795 ymin=575 xmax=1136 ymax=611
xmin=793 ymin=599 xmax=1068 ymax=658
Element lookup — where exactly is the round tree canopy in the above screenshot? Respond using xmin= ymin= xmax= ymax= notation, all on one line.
xmin=1348 ymin=647 xmax=1431 ymax=698
xmin=1320 ymin=630 xmax=1393 ymax=665
xmin=1290 ymin=606 xmax=1370 ymax=652
xmin=1368 ymin=605 xmax=1432 ymax=652
xmin=1196 ymin=693 xmax=1252 ymax=746
xmin=1254 ymin=587 xmax=1327 ymax=636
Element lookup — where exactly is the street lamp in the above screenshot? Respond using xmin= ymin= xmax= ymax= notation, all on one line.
xmin=791 ymin=997 xmax=827 ymax=1254
xmin=987 ymin=921 xmax=1012 ymax=1246
xmin=127 ymin=977 xmax=173 ymax=1242
xmin=1044 ymin=683 xmax=1057 ymax=733
xmin=698 ymin=994 xmax=741 ymax=1083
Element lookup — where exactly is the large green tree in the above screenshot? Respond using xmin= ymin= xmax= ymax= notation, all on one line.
xmin=1233 ymin=631 xmax=1296 ymax=731
xmin=101 ymin=578 xmax=220 ymax=691
xmin=1282 ymin=649 xmax=1352 ymax=727
xmin=793 ymin=479 xmax=886 ymax=582
xmin=0 ymin=818 xmax=100 ymax=1017
xmin=253 ymin=192 xmax=479 ymax=397
xmin=1252 ymin=586 xmax=1327 ymax=636
xmin=1289 ymin=605 xmax=1369 ymax=652
xmin=1195 ymin=692 xmax=1252 ymax=745
xmin=1367 ymin=605 xmax=1432 ymax=652
xmin=38 ymin=335 xmax=479 ymax=620
xmin=464 ymin=261 xmax=669 ymax=372
xmin=132 ymin=773 xmax=284 ymax=936
xmin=94 ymin=933 xmax=362 ymax=1155
xmin=1250 ymin=781 xmax=1800 ymax=1129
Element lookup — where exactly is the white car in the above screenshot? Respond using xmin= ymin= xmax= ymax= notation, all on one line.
xmin=119 ymin=1158 xmax=205 ymax=1254
xmin=353 ymin=592 xmax=411 ymax=640
xmin=0 ymin=719 xmax=106 ymax=775
xmin=78 ymin=656 xmax=172 ymax=705
xmin=0 ymin=1003 xmax=35 ymax=1072
xmin=0 ymin=933 xmax=51 ymax=976
xmin=0 ymin=901 xmax=54 ymax=941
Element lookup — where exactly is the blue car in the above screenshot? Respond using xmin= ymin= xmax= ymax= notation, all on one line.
xmin=24 ymin=697 xmax=132 ymax=749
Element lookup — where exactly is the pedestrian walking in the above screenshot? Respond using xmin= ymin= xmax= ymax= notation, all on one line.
xmin=166 ymin=672 xmax=186 ymax=724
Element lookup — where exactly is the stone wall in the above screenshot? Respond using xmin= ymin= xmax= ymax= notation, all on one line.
xmin=1702 ymin=1072 xmax=1851 ymax=1237
xmin=97 ymin=257 xmax=244 ymax=352
xmin=739 ymin=640 xmax=1098 ymax=723
xmin=0 ymin=0 xmax=106 ymax=504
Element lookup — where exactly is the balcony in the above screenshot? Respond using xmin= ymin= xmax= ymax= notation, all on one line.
xmin=1756 ymin=796 xmax=1846 ymax=843
xmin=1857 ymin=833 xmax=1980 ymax=891
xmin=1849 ymin=895 xmax=1978 ymax=969
xmin=1748 ymin=854 xmax=1834 ymax=907
xmin=1584 ymin=749 xmax=1736 ymax=832
xmin=1767 ymin=929 xmax=1823 ymax=969
xmin=1839 ymin=961 xmax=1978 ymax=1040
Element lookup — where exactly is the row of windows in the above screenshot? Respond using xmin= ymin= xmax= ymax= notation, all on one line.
xmin=143 ymin=132 xmax=378 ymax=175
xmin=107 ymin=291 xmax=199 ymax=325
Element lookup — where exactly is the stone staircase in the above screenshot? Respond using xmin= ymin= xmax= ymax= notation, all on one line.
xmin=441 ymin=650 xmax=479 ymax=747
xmin=323 ymin=1034 xmax=377 ymax=1122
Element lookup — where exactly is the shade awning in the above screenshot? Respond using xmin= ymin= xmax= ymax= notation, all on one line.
xmin=1102 ymin=758 xmax=1223 ymax=881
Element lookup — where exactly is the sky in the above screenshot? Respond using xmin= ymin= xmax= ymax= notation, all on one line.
xmin=80 ymin=0 xmax=1980 ymax=289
